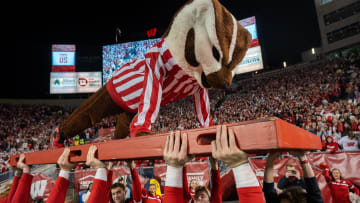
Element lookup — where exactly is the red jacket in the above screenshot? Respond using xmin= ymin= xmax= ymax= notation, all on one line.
xmin=132 ymin=168 xmax=163 ymax=203
xmin=322 ymin=136 xmax=339 ymax=152
xmin=323 ymin=169 xmax=360 ymax=203
xmin=0 ymin=175 xmax=20 ymax=203
xmin=11 ymin=173 xmax=33 ymax=203
xmin=47 ymin=176 xmax=70 ymax=203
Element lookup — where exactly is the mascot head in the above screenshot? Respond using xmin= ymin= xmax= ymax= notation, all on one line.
xmin=164 ymin=0 xmax=252 ymax=89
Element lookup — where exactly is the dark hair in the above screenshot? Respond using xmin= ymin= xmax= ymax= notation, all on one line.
xmin=278 ymin=186 xmax=307 ymax=203
xmin=194 ymin=186 xmax=210 ymax=199
xmin=110 ymin=183 xmax=126 ymax=191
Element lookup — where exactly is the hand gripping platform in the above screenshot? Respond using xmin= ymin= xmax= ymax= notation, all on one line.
xmin=9 ymin=118 xmax=322 ymax=166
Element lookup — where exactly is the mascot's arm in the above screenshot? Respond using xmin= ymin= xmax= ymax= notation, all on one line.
xmin=193 ymin=88 xmax=213 ymax=128
xmin=129 ymin=56 xmax=165 ymax=137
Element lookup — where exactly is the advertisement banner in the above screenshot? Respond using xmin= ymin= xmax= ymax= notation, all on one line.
xmin=30 ymin=173 xmax=55 ymax=201
xmin=50 ymin=72 xmax=102 ymax=94
xmin=74 ymin=167 xmax=136 ymax=193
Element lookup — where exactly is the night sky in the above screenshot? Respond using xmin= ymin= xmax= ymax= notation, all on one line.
xmin=4 ymin=0 xmax=321 ymax=99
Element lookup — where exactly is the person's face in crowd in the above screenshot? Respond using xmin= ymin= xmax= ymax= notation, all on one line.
xmin=148 ymin=185 xmax=156 ymax=196
xmin=111 ymin=187 xmax=126 ymax=203
xmin=286 ymin=165 xmax=297 ymax=176
xmin=326 ymin=136 xmax=333 ymax=143
xmin=194 ymin=191 xmax=210 ymax=203
xmin=331 ymin=169 xmax=341 ymax=181
xmin=190 ymin=179 xmax=198 ymax=191
xmin=348 ymin=131 xmax=355 ymax=139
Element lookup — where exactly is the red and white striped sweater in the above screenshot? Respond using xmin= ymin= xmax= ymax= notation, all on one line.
xmin=106 ymin=38 xmax=212 ymax=137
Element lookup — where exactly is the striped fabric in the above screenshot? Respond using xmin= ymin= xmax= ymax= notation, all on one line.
xmin=106 ymin=38 xmax=212 ymax=137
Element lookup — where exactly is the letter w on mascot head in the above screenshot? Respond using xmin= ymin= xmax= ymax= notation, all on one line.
xmin=51 ymin=0 xmax=251 ymax=149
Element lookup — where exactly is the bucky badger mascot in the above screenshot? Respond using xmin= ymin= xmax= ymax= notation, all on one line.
xmin=52 ymin=0 xmax=252 ymax=147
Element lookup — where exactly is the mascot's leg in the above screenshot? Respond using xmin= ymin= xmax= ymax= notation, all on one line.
xmin=114 ymin=112 xmax=136 ymax=139
xmin=53 ymin=85 xmax=124 ymax=148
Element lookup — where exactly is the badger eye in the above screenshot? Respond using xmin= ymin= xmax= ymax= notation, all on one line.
xmin=212 ymin=46 xmax=220 ymax=62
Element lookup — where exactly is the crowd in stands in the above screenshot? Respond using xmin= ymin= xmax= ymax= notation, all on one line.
xmin=0 ymin=105 xmax=117 ymax=173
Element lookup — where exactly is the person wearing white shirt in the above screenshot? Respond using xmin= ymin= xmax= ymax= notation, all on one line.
xmin=339 ymin=131 xmax=360 ymax=151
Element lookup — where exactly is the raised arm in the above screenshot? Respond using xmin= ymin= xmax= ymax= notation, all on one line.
xmin=209 ymin=157 xmax=221 ymax=203
xmin=182 ymin=166 xmax=193 ymax=202
xmin=11 ymin=154 xmax=33 ymax=203
xmin=86 ymin=145 xmax=109 ymax=203
xmin=212 ymin=125 xmax=264 ymax=203
xmin=163 ymin=131 xmax=188 ymax=203
xmin=1 ymin=161 xmax=21 ymax=203
xmin=290 ymin=151 xmax=323 ymax=203
xmin=47 ymin=148 xmax=75 ymax=203
xmin=126 ymin=160 xmax=143 ymax=202
xmin=263 ymin=152 xmax=281 ymax=203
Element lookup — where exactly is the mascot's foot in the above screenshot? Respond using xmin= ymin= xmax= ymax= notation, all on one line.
xmin=51 ymin=126 xmax=65 ymax=149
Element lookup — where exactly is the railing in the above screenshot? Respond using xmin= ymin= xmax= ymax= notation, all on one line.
xmin=0 ymin=171 xmax=13 ymax=184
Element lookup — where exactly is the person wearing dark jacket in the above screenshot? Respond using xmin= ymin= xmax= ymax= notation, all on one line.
xmin=263 ymin=151 xmax=324 ymax=203
xmin=277 ymin=162 xmax=306 ymax=190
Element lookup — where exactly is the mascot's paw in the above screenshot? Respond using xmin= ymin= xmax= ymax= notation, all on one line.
xmin=136 ymin=131 xmax=152 ymax=137
xmin=51 ymin=126 xmax=65 ymax=149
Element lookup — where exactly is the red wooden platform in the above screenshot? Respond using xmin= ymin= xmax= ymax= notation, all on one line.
xmin=10 ymin=118 xmax=322 ymax=166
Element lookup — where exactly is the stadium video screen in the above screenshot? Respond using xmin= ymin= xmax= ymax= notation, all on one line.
xmin=52 ymin=44 xmax=76 ymax=72
xmin=235 ymin=16 xmax=264 ymax=74
xmin=102 ymin=38 xmax=161 ymax=84
xmin=102 ymin=16 xmax=263 ymax=84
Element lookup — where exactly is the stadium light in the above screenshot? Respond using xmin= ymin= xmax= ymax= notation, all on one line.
xmin=283 ymin=61 xmax=287 ymax=68
xmin=311 ymin=48 xmax=315 ymax=55
xmin=255 ymin=71 xmax=258 ymax=74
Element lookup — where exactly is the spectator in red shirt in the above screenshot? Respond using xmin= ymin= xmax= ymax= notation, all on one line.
xmin=322 ymin=135 xmax=339 ymax=153
xmin=127 ymin=160 xmax=163 ymax=203
xmin=320 ymin=163 xmax=360 ymax=203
